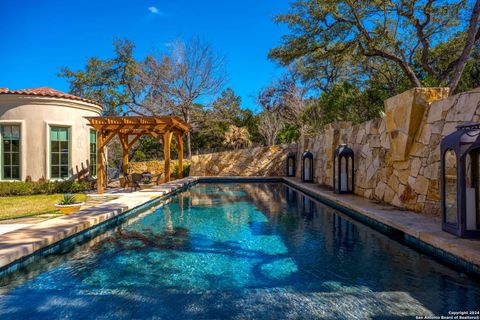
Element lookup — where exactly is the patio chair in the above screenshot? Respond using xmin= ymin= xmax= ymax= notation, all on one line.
xmin=131 ymin=173 xmax=144 ymax=186
xmin=84 ymin=175 xmax=97 ymax=189
xmin=151 ymin=173 xmax=163 ymax=185
xmin=124 ymin=174 xmax=140 ymax=191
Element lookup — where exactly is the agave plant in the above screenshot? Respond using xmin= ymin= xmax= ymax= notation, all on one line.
xmin=58 ymin=194 xmax=77 ymax=205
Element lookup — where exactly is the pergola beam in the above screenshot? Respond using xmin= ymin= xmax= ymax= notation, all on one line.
xmin=127 ymin=133 xmax=144 ymax=149
xmin=99 ymin=128 xmax=122 ymax=150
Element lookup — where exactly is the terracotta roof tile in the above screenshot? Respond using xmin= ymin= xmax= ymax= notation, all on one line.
xmin=0 ymin=87 xmax=103 ymax=108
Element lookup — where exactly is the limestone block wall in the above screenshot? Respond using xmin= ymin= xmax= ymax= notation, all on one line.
xmin=129 ymin=144 xmax=296 ymax=177
xmin=189 ymin=144 xmax=296 ymax=176
xmin=304 ymin=87 xmax=480 ymax=216
xmin=128 ymin=160 xmax=170 ymax=174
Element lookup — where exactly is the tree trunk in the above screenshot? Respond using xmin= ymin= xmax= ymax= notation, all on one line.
xmin=447 ymin=0 xmax=480 ymax=93
xmin=368 ymin=48 xmax=422 ymax=88
xmin=185 ymin=112 xmax=192 ymax=159
xmin=186 ymin=132 xmax=192 ymax=159
xmin=181 ymin=110 xmax=193 ymax=159
xmin=296 ymin=126 xmax=306 ymax=178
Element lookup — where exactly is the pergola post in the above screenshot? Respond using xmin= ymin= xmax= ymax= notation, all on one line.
xmin=119 ymin=133 xmax=129 ymax=175
xmin=176 ymin=132 xmax=184 ymax=178
xmin=164 ymin=130 xmax=173 ymax=182
xmin=96 ymin=131 xmax=105 ymax=194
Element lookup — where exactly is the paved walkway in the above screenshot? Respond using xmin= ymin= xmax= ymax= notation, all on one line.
xmin=0 ymin=194 xmax=120 ymax=236
xmin=0 ymin=177 xmax=196 ymax=270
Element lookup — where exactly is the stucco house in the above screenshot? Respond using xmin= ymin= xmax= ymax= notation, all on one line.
xmin=0 ymin=87 xmax=103 ymax=181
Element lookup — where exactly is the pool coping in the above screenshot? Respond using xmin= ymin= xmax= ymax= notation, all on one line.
xmin=0 ymin=175 xmax=479 ymax=279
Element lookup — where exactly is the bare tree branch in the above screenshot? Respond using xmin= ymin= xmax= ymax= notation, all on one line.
xmin=447 ymin=0 xmax=480 ymax=91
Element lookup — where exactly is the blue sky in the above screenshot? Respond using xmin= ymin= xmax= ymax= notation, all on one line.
xmin=0 ymin=0 xmax=290 ymax=111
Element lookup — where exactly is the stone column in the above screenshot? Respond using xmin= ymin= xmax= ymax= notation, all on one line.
xmin=385 ymin=87 xmax=449 ymax=162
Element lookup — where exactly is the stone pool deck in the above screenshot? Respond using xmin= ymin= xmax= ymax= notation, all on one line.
xmin=0 ymin=176 xmax=479 ymax=276
xmin=0 ymin=177 xmax=196 ymax=271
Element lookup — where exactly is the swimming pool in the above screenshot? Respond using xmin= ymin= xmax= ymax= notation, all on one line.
xmin=0 ymin=183 xmax=479 ymax=319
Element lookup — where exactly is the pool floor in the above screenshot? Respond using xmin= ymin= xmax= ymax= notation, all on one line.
xmin=0 ymin=183 xmax=479 ymax=319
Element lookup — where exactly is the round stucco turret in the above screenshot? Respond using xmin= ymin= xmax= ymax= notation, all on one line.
xmin=0 ymin=87 xmax=103 ymax=181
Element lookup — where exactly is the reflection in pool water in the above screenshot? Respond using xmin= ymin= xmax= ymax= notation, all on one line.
xmin=0 ymin=183 xmax=479 ymax=319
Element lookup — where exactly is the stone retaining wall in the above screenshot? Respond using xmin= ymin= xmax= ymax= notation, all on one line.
xmin=129 ymin=144 xmax=296 ymax=178
xmin=305 ymin=87 xmax=480 ymax=216
xmin=128 ymin=160 xmax=170 ymax=174
xmin=189 ymin=144 xmax=296 ymax=176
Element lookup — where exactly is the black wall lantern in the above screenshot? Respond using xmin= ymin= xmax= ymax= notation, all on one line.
xmin=302 ymin=150 xmax=314 ymax=182
xmin=333 ymin=144 xmax=354 ymax=194
xmin=441 ymin=123 xmax=480 ymax=238
xmin=286 ymin=152 xmax=296 ymax=177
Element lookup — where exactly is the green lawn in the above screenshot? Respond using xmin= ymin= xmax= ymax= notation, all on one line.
xmin=0 ymin=194 xmax=87 ymax=221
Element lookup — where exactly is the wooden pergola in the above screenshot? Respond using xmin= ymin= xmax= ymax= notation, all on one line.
xmin=85 ymin=116 xmax=190 ymax=194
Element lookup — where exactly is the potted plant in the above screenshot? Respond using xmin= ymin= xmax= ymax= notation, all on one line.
xmin=139 ymin=175 xmax=153 ymax=190
xmin=54 ymin=194 xmax=85 ymax=214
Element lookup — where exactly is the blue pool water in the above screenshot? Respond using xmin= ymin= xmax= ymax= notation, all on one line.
xmin=0 ymin=183 xmax=479 ymax=319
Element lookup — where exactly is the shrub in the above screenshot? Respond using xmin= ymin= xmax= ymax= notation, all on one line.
xmin=0 ymin=182 xmax=35 ymax=196
xmin=0 ymin=180 xmax=94 ymax=196
xmin=54 ymin=180 xmax=93 ymax=194
xmin=172 ymin=163 xmax=191 ymax=179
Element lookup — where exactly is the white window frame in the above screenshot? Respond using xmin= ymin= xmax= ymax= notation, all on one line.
xmin=89 ymin=129 xmax=97 ymax=177
xmin=46 ymin=122 xmax=72 ymax=180
xmin=0 ymin=120 xmax=25 ymax=181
